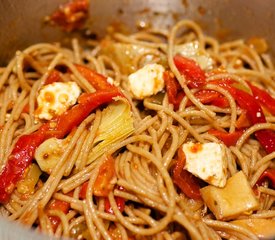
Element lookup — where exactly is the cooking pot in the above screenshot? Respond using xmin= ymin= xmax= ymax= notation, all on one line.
xmin=0 ymin=0 xmax=275 ymax=66
xmin=0 ymin=0 xmax=275 ymax=239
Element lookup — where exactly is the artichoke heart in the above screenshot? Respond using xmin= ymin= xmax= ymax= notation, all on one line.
xmin=87 ymin=97 xmax=134 ymax=164
xmin=17 ymin=163 xmax=42 ymax=195
xmin=35 ymin=137 xmax=67 ymax=174
xmin=100 ymin=40 xmax=167 ymax=74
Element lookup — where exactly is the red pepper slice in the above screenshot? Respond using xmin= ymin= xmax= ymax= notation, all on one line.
xmin=213 ymin=80 xmax=275 ymax=153
xmin=0 ymin=91 xmax=121 ymax=203
xmin=248 ymin=82 xmax=275 ymax=115
xmin=172 ymin=148 xmax=201 ymax=200
xmin=40 ymin=90 xmax=122 ymax=139
xmin=163 ymin=70 xmax=185 ymax=110
xmin=164 ymin=56 xmax=207 ymax=109
xmin=228 ymin=87 xmax=275 ymax=153
xmin=187 ymin=90 xmax=229 ymax=108
xmin=255 ymin=169 xmax=275 ymax=189
xmin=75 ymin=64 xmax=119 ymax=92
xmin=0 ymin=133 xmax=45 ymax=203
xmin=208 ymin=129 xmax=245 ymax=147
xmin=44 ymin=70 xmax=62 ymax=85
xmin=173 ymin=55 xmax=206 ymax=88
xmin=0 ymin=65 xmax=123 ymax=203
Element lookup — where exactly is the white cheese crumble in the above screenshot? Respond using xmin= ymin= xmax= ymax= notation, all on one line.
xmin=107 ymin=77 xmax=119 ymax=87
xmin=128 ymin=63 xmax=165 ymax=99
xmin=107 ymin=77 xmax=114 ymax=85
xmin=35 ymin=81 xmax=81 ymax=120
xmin=182 ymin=142 xmax=227 ymax=187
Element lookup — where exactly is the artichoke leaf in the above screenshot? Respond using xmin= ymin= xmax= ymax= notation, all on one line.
xmin=87 ymin=97 xmax=134 ymax=164
xmin=100 ymin=40 xmax=167 ymax=74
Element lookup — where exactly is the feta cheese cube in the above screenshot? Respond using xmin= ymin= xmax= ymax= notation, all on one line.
xmin=201 ymin=171 xmax=259 ymax=220
xmin=174 ymin=41 xmax=213 ymax=70
xmin=182 ymin=142 xmax=227 ymax=187
xmin=128 ymin=63 xmax=165 ymax=99
xmin=35 ymin=81 xmax=81 ymax=120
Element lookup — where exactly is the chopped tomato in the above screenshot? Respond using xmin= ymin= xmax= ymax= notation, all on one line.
xmin=104 ymin=195 xmax=125 ymax=214
xmin=47 ymin=198 xmax=70 ymax=232
xmin=235 ymin=111 xmax=251 ymax=129
xmin=79 ymin=156 xmax=115 ymax=199
xmin=79 ymin=182 xmax=89 ymax=199
xmin=22 ymin=104 xmax=30 ymax=114
xmin=94 ymin=156 xmax=115 ymax=196
xmin=255 ymin=169 xmax=275 ymax=189
xmin=48 ymin=0 xmax=89 ymax=32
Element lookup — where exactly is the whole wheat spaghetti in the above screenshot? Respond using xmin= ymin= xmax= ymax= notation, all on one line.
xmin=0 ymin=20 xmax=274 ymax=240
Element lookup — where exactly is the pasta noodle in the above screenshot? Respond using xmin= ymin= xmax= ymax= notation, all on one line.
xmin=0 ymin=19 xmax=275 ymax=240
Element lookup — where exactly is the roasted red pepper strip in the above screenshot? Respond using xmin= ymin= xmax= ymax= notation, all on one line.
xmin=0 ymin=65 xmax=123 ymax=203
xmin=44 ymin=70 xmax=62 ymax=85
xmin=164 ymin=72 xmax=228 ymax=109
xmin=214 ymin=80 xmax=275 ymax=153
xmin=208 ymin=129 xmax=245 ymax=147
xmin=248 ymin=82 xmax=275 ymax=115
xmin=75 ymin=64 xmax=119 ymax=92
xmin=163 ymin=70 xmax=185 ymax=110
xmin=172 ymin=148 xmax=201 ymax=200
xmin=0 ymin=133 xmax=45 ymax=203
xmin=173 ymin=55 xmax=206 ymax=88
xmin=164 ymin=56 xmax=207 ymax=109
xmin=0 ymin=91 xmax=121 ymax=203
xmin=41 ymin=90 xmax=122 ymax=139
xmin=229 ymin=87 xmax=275 ymax=153
xmin=47 ymin=198 xmax=71 ymax=232
xmin=187 ymin=90 xmax=229 ymax=108
xmin=255 ymin=169 xmax=275 ymax=189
